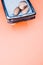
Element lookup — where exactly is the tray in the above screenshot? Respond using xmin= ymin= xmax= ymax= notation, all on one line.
xmin=2 ymin=0 xmax=36 ymax=23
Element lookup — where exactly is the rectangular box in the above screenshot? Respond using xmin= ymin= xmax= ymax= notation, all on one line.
xmin=2 ymin=0 xmax=36 ymax=23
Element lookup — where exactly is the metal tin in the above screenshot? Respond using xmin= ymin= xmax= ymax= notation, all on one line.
xmin=2 ymin=0 xmax=36 ymax=23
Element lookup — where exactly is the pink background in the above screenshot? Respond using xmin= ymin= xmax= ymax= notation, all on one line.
xmin=0 ymin=0 xmax=43 ymax=65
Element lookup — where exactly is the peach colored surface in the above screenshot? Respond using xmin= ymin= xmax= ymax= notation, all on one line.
xmin=0 ymin=0 xmax=43 ymax=65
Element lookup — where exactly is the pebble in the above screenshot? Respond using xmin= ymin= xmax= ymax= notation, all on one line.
xmin=22 ymin=6 xmax=29 ymax=14
xmin=14 ymin=7 xmax=20 ymax=16
xmin=19 ymin=1 xmax=27 ymax=10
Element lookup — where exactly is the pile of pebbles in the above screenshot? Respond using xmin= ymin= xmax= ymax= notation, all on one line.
xmin=14 ymin=1 xmax=29 ymax=16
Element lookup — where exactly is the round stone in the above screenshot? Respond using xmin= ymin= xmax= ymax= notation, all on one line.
xmin=14 ymin=7 xmax=20 ymax=16
xmin=19 ymin=1 xmax=27 ymax=10
xmin=22 ymin=6 xmax=29 ymax=14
